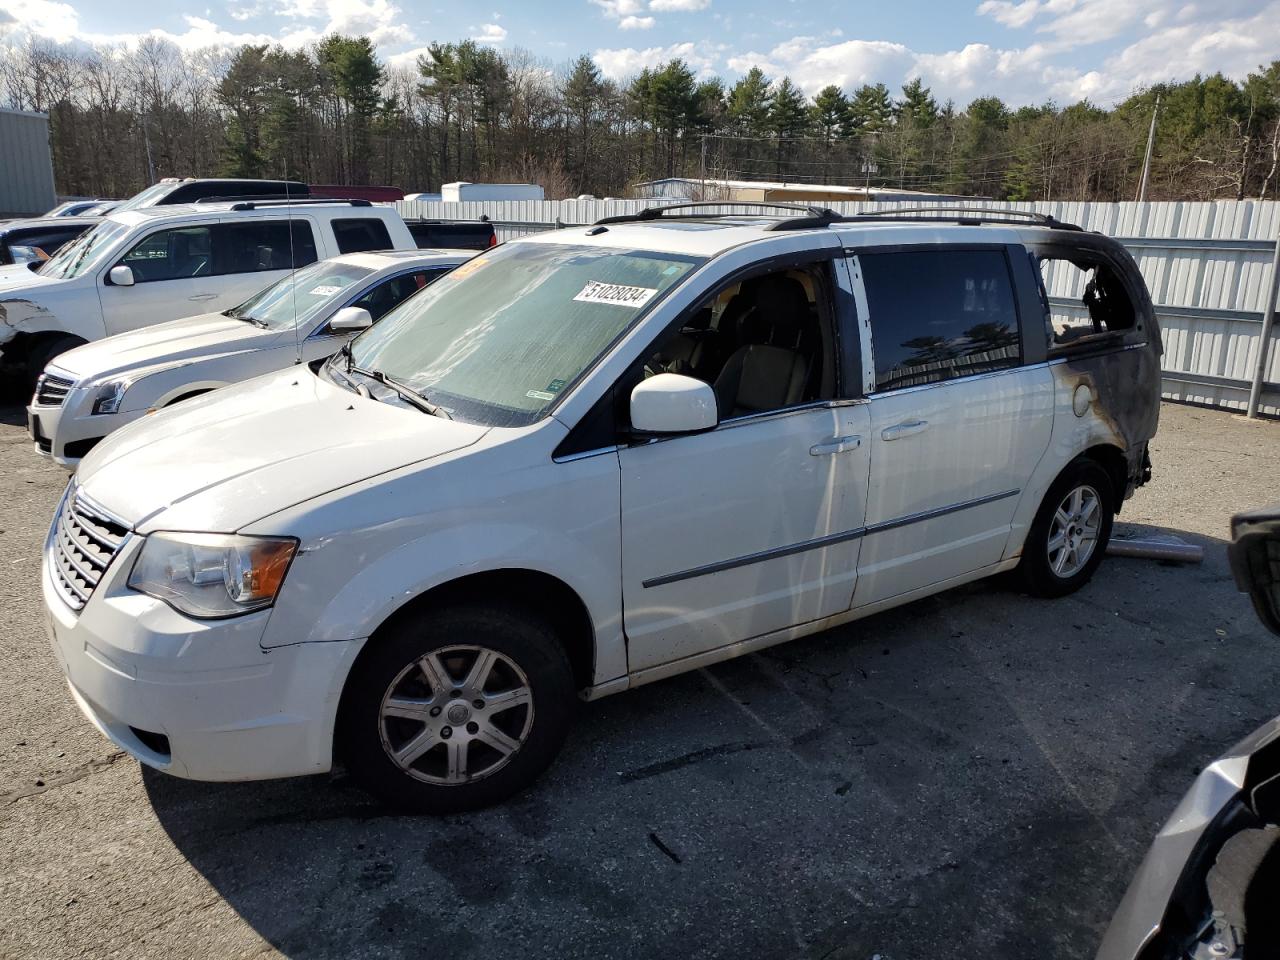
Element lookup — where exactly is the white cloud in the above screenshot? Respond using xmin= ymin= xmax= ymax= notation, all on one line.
xmin=0 ymin=0 xmax=84 ymax=43
xmin=713 ymin=1 xmax=1280 ymax=106
xmin=471 ymin=21 xmax=507 ymax=43
xmin=975 ymin=0 xmax=1042 ymax=29
xmin=620 ymin=14 xmax=655 ymax=28
xmin=590 ymin=0 xmax=645 ymax=18
xmin=728 ymin=37 xmax=914 ymax=93
xmin=593 ymin=40 xmax=722 ymax=79
xmin=649 ymin=0 xmax=710 ymax=10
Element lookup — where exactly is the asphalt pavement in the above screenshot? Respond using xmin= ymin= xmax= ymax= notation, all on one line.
xmin=2 ymin=400 xmax=1278 ymax=960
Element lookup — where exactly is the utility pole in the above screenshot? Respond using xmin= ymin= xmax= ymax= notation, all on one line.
xmin=700 ymin=133 xmax=707 ymax=201
xmin=1136 ymin=93 xmax=1160 ymax=203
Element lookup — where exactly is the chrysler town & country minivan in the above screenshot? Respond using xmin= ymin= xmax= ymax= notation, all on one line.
xmin=40 ymin=204 xmax=1161 ymax=812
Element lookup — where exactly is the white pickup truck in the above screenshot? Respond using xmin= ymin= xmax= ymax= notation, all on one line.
xmin=0 ymin=198 xmax=415 ymax=392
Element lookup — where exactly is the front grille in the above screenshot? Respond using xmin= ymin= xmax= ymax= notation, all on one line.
xmin=34 ymin=372 xmax=74 ymax=407
xmin=49 ymin=493 xmax=129 ymax=611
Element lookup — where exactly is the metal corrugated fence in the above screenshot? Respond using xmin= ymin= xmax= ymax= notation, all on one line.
xmin=397 ymin=198 xmax=1280 ymax=417
xmin=0 ymin=109 xmax=56 ymax=217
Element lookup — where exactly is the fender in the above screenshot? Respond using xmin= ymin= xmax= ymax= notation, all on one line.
xmin=243 ymin=430 xmax=625 ymax=686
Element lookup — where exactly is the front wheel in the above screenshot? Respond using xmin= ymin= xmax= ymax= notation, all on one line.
xmin=339 ymin=603 xmax=576 ymax=814
xmin=1019 ymin=459 xmax=1115 ymax=598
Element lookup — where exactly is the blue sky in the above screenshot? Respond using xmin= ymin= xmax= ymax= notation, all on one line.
xmin=2 ymin=0 xmax=1278 ymax=106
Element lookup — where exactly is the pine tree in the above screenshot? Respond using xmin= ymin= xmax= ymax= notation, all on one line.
xmin=768 ymin=77 xmax=809 ymax=178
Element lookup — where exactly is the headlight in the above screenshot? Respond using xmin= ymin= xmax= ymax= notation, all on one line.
xmin=91 ymin=380 xmax=127 ymax=416
xmin=127 ymin=532 xmax=298 ymax=619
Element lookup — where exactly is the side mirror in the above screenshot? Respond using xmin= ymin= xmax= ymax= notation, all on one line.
xmin=108 ymin=265 xmax=135 ymax=287
xmin=328 ymin=306 xmax=373 ymax=332
xmin=630 ymin=373 xmax=718 ymax=435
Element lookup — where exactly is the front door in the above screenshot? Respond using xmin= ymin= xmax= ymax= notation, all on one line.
xmin=98 ymin=223 xmax=223 ymax=335
xmin=619 ymin=258 xmax=871 ymax=674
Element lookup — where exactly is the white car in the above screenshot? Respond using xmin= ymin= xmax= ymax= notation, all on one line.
xmin=0 ymin=198 xmax=415 ymax=392
xmin=40 ymin=204 xmax=1162 ymax=813
xmin=27 ymin=250 xmax=471 ymax=469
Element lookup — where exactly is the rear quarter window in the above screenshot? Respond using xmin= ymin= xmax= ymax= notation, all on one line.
xmin=333 ymin=218 xmax=394 ymax=254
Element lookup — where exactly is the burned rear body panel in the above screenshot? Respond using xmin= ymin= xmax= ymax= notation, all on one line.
xmin=1021 ymin=228 xmax=1162 ymax=503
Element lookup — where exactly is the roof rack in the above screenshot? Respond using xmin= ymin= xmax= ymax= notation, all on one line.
xmin=768 ymin=205 xmax=1082 ymax=232
xmin=192 ymin=196 xmax=371 ymax=210
xmin=227 ymin=198 xmax=372 ymax=210
xmin=594 ymin=200 xmax=835 ymax=226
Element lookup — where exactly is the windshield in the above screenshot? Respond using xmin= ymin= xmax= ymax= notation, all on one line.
xmin=228 ymin=260 xmax=375 ymax=331
xmin=37 ymin=220 xmax=130 ymax=280
xmin=343 ymin=241 xmax=702 ymax=427
xmin=113 ymin=182 xmax=172 ymax=213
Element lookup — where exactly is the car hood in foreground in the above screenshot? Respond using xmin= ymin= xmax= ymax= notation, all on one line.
xmin=51 ymin=311 xmax=284 ymax=381
xmin=75 ymin=367 xmax=488 ymax=533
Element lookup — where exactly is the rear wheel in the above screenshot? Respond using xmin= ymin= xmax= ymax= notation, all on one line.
xmin=339 ymin=603 xmax=576 ymax=814
xmin=1019 ymin=459 xmax=1115 ymax=598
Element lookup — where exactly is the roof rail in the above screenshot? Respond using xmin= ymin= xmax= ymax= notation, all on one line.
xmin=226 ymin=198 xmax=373 ymax=211
xmin=807 ymin=206 xmax=1083 ymax=232
xmin=194 ymin=193 xmax=307 ymax=205
xmin=594 ymin=200 xmax=836 ymax=226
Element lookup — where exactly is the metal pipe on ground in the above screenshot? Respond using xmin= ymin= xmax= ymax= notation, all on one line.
xmin=1107 ymin=538 xmax=1205 ymax=563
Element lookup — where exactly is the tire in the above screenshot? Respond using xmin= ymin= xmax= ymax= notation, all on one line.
xmin=338 ymin=603 xmax=576 ymax=814
xmin=24 ymin=335 xmax=85 ymax=398
xmin=1018 ymin=458 xmax=1115 ymax=598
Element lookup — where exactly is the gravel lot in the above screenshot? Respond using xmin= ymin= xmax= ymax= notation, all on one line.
xmin=2 ymin=400 xmax=1278 ymax=960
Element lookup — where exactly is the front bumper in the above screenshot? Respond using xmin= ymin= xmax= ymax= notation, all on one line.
xmin=27 ymin=394 xmax=118 ymax=471
xmin=41 ymin=526 xmax=361 ymax=781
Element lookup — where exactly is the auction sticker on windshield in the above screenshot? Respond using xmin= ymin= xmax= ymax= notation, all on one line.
xmin=573 ymin=280 xmax=658 ymax=308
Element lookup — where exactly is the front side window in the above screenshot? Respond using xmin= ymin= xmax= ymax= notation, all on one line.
xmin=636 ymin=262 xmax=837 ymax=419
xmin=226 ymin=260 xmax=375 ymax=331
xmin=333 ymin=218 xmax=394 ymax=254
xmin=350 ymin=269 xmax=446 ymax=322
xmin=213 ymin=220 xmax=317 ymax=274
xmin=38 ymin=220 xmax=130 ymax=279
xmin=861 ymin=249 xmax=1021 ymax=392
xmin=119 ymin=226 xmax=213 ymax=283
xmin=344 ymin=242 xmax=702 ymax=426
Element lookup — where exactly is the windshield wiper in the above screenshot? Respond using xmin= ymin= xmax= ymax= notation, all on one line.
xmin=351 ymin=364 xmax=452 ymax=419
xmin=231 ymin=311 xmax=268 ymax=328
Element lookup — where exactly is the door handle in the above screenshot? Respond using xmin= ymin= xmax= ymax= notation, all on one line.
xmin=810 ymin=434 xmax=862 ymax=456
xmin=188 ymin=293 xmax=217 ymax=302
xmin=881 ymin=419 xmax=929 ymax=441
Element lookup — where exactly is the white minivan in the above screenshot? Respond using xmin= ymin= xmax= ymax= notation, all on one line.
xmin=40 ymin=205 xmax=1161 ymax=813
xmin=0 ymin=199 xmax=414 ymax=392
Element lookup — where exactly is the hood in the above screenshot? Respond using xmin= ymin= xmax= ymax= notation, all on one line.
xmin=53 ymin=311 xmax=283 ymax=380
xmin=77 ymin=367 xmax=489 ymax=532
xmin=0 ymin=265 xmax=56 ymax=294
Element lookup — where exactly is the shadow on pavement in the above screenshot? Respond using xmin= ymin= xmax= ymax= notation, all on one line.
xmin=142 ymin=527 xmax=1273 ymax=960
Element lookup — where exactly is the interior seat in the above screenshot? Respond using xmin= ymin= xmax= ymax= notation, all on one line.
xmin=651 ymin=306 xmax=713 ymax=376
xmin=712 ymin=275 xmax=813 ymax=418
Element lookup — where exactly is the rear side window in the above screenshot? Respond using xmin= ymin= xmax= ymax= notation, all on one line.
xmin=861 ymin=249 xmax=1021 ymax=392
xmin=333 ymin=218 xmax=394 ymax=254
xmin=213 ymin=220 xmax=317 ymax=275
